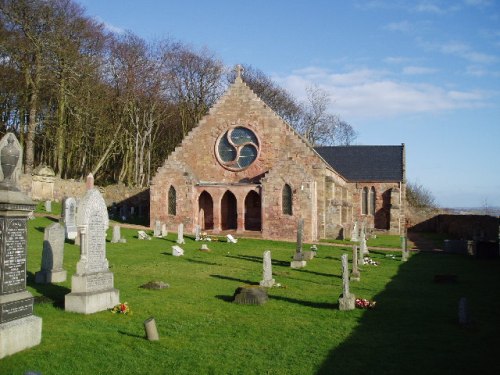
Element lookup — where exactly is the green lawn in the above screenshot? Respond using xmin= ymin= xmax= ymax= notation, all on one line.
xmin=1 ymin=217 xmax=500 ymax=374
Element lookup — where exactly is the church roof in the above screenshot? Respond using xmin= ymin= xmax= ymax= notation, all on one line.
xmin=315 ymin=145 xmax=405 ymax=182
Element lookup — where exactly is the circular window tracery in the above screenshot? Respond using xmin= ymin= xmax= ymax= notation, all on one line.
xmin=216 ymin=126 xmax=260 ymax=171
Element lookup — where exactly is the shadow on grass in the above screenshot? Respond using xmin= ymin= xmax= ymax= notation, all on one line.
xmin=293 ymin=268 xmax=341 ymax=279
xmin=269 ymin=295 xmax=336 ymax=309
xmin=210 ymin=274 xmax=258 ymax=285
xmin=185 ymin=258 xmax=222 ymax=266
xmin=315 ymin=252 xmax=500 ymax=375
xmin=225 ymin=254 xmax=290 ymax=267
xmin=215 ymin=295 xmax=234 ymax=303
xmin=27 ymin=271 xmax=70 ymax=309
xmin=118 ymin=330 xmax=145 ymax=339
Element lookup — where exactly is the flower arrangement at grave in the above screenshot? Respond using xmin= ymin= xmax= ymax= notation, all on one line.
xmin=363 ymin=257 xmax=379 ymax=266
xmin=355 ymin=298 xmax=376 ymax=309
xmin=111 ymin=302 xmax=131 ymax=315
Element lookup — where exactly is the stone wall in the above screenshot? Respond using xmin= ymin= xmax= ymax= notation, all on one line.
xmin=19 ymin=174 xmax=149 ymax=220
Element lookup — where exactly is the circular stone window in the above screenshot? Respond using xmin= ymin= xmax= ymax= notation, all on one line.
xmin=215 ymin=126 xmax=260 ymax=171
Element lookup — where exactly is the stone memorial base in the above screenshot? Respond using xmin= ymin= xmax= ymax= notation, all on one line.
xmin=0 ymin=315 xmax=42 ymax=359
xmin=259 ymin=278 xmax=275 ymax=288
xmin=350 ymin=271 xmax=360 ymax=282
xmin=65 ymin=272 xmax=119 ymax=314
xmin=35 ymin=269 xmax=67 ymax=284
xmin=338 ymin=293 xmax=356 ymax=311
xmin=65 ymin=289 xmax=119 ymax=314
xmin=290 ymin=260 xmax=307 ymax=269
xmin=302 ymin=251 xmax=315 ymax=261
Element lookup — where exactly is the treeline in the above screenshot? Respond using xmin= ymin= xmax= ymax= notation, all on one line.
xmin=0 ymin=0 xmax=356 ymax=187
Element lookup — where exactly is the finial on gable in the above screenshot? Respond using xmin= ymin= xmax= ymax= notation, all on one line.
xmin=235 ymin=64 xmax=244 ymax=82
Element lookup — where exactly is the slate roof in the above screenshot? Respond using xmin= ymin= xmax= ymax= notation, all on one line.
xmin=315 ymin=145 xmax=405 ymax=182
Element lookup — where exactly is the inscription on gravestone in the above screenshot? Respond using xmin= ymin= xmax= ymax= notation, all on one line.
xmin=87 ymin=211 xmax=106 ymax=273
xmin=1 ymin=218 xmax=27 ymax=294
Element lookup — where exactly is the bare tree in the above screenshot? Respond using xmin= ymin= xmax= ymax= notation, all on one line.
xmin=406 ymin=181 xmax=436 ymax=209
xmin=297 ymin=85 xmax=357 ymax=146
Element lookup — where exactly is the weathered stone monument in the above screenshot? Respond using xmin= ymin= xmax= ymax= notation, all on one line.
xmin=358 ymin=244 xmax=364 ymax=267
xmin=0 ymin=133 xmax=42 ymax=359
xmin=199 ymin=209 xmax=205 ymax=230
xmin=350 ymin=245 xmax=360 ymax=282
xmin=226 ymin=234 xmax=238 ymax=243
xmin=31 ymin=164 xmax=56 ymax=201
xmin=35 ymin=223 xmax=67 ymax=283
xmin=153 ymin=220 xmax=161 ymax=237
xmin=291 ymin=218 xmax=306 ymax=269
xmin=177 ymin=223 xmax=185 ymax=244
xmin=138 ymin=230 xmax=151 ymax=240
xmin=172 ymin=245 xmax=184 ymax=256
xmin=161 ymin=223 xmax=168 ymax=238
xmin=351 ymin=221 xmax=359 ymax=242
xmin=63 ymin=197 xmax=78 ymax=240
xmin=194 ymin=225 xmax=201 ymax=241
xmin=111 ymin=224 xmax=126 ymax=244
xmin=338 ymin=253 xmax=355 ymax=310
xmin=65 ymin=174 xmax=119 ymax=314
xmin=259 ymin=250 xmax=275 ymax=288
xmin=360 ymin=230 xmax=369 ymax=256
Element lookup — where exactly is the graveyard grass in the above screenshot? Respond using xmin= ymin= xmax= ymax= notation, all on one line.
xmin=2 ymin=217 xmax=500 ymax=374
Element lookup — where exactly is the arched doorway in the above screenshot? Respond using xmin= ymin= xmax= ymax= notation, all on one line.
xmin=198 ymin=191 xmax=214 ymax=230
xmin=245 ymin=190 xmax=261 ymax=231
xmin=221 ymin=191 xmax=237 ymax=230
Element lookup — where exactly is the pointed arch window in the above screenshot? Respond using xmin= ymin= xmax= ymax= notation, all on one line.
xmin=369 ymin=187 xmax=376 ymax=215
xmin=168 ymin=186 xmax=177 ymax=215
xmin=282 ymin=184 xmax=293 ymax=215
xmin=361 ymin=187 xmax=368 ymax=215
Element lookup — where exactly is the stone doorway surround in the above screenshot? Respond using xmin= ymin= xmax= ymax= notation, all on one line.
xmin=194 ymin=183 xmax=262 ymax=234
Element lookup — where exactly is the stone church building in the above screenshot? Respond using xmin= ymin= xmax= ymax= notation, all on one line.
xmin=150 ymin=68 xmax=405 ymax=242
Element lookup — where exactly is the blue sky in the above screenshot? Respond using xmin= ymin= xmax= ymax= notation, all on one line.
xmin=78 ymin=0 xmax=500 ymax=208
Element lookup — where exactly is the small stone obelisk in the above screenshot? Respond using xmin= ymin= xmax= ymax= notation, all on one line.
xmin=350 ymin=245 xmax=360 ymax=282
xmin=260 ymin=250 xmax=275 ymax=288
xmin=291 ymin=218 xmax=306 ymax=269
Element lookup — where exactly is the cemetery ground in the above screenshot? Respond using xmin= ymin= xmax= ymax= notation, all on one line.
xmin=1 ymin=217 xmax=499 ymax=374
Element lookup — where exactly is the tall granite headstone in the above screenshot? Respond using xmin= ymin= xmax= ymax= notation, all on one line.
xmin=0 ymin=133 xmax=42 ymax=359
xmin=63 ymin=197 xmax=78 ymax=240
xmin=401 ymin=236 xmax=409 ymax=262
xmin=360 ymin=230 xmax=369 ymax=256
xmin=111 ymin=224 xmax=121 ymax=244
xmin=194 ymin=225 xmax=201 ymax=241
xmin=338 ymin=253 xmax=355 ymax=310
xmin=161 ymin=223 xmax=168 ymax=238
xmin=260 ymin=250 xmax=275 ymax=288
xmin=291 ymin=218 xmax=306 ymax=269
xmin=35 ymin=222 xmax=67 ymax=283
xmin=65 ymin=174 xmax=119 ymax=314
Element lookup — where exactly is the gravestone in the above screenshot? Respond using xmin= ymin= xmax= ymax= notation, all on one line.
xmin=194 ymin=225 xmax=201 ymax=241
xmin=350 ymin=245 xmax=360 ymax=281
xmin=172 ymin=245 xmax=184 ymax=256
xmin=259 ymin=250 xmax=275 ymax=288
xmin=351 ymin=221 xmax=359 ymax=242
xmin=401 ymin=236 xmax=409 ymax=261
xmin=200 ymin=244 xmax=210 ymax=252
xmin=44 ymin=200 xmax=52 ymax=213
xmin=35 ymin=223 xmax=67 ymax=283
xmin=360 ymin=230 xmax=369 ymax=256
xmin=153 ymin=220 xmax=161 ymax=237
xmin=357 ymin=244 xmax=364 ymax=267
xmin=138 ymin=230 xmax=151 ymax=240
xmin=0 ymin=133 xmax=42 ymax=359
xmin=291 ymin=218 xmax=306 ymax=268
xmin=233 ymin=286 xmax=268 ymax=305
xmin=226 ymin=234 xmax=238 ymax=243
xmin=177 ymin=223 xmax=185 ymax=244
xmin=63 ymin=197 xmax=78 ymax=240
xmin=338 ymin=253 xmax=355 ymax=310
xmin=161 ymin=223 xmax=168 ymax=238
xmin=31 ymin=165 xmax=55 ymax=201
xmin=111 ymin=224 xmax=126 ymax=244
xmin=65 ymin=176 xmax=119 ymax=314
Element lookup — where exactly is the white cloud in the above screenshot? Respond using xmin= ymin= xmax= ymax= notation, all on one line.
xmin=414 ymin=2 xmax=445 ymax=14
xmin=402 ymin=66 xmax=438 ymax=75
xmin=440 ymin=41 xmax=497 ymax=64
xmin=384 ymin=20 xmax=412 ymax=32
xmin=94 ymin=17 xmax=125 ymax=35
xmin=274 ymin=66 xmax=492 ymax=119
